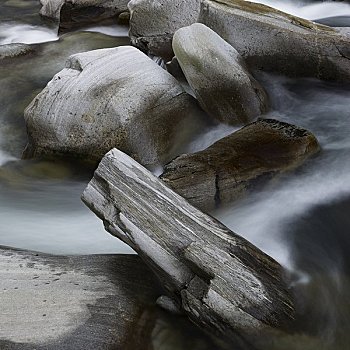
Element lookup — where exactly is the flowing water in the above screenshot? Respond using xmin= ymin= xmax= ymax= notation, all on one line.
xmin=1 ymin=0 xmax=350 ymax=349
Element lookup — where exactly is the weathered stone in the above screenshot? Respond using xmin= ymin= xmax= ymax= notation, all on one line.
xmin=0 ymin=246 xmax=161 ymax=349
xmin=82 ymin=148 xmax=295 ymax=348
xmin=24 ymin=46 xmax=206 ymax=166
xmin=0 ymin=43 xmax=34 ymax=60
xmin=173 ymin=23 xmax=268 ymax=125
xmin=199 ymin=0 xmax=350 ymax=82
xmin=40 ymin=0 xmax=129 ymax=32
xmin=128 ymin=0 xmax=201 ymax=60
xmin=161 ymin=119 xmax=320 ymax=211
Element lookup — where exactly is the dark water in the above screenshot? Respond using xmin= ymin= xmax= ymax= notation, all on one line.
xmin=1 ymin=0 xmax=350 ymax=349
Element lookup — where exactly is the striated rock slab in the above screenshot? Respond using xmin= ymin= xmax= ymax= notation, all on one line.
xmin=161 ymin=119 xmax=320 ymax=211
xmin=40 ymin=0 xmax=129 ymax=32
xmin=82 ymin=148 xmax=295 ymax=348
xmin=24 ymin=46 xmax=206 ymax=166
xmin=173 ymin=23 xmax=268 ymax=125
xmin=128 ymin=0 xmax=201 ymax=60
xmin=0 ymin=246 xmax=161 ymax=349
xmin=199 ymin=0 xmax=350 ymax=82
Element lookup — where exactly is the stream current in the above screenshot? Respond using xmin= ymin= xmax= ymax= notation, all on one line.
xmin=0 ymin=0 xmax=350 ymax=349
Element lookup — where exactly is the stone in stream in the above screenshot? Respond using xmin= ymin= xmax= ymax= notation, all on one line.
xmin=39 ymin=0 xmax=129 ymax=32
xmin=173 ymin=23 xmax=269 ymax=125
xmin=0 ymin=246 xmax=161 ymax=349
xmin=161 ymin=119 xmax=320 ymax=211
xmin=82 ymin=148 xmax=295 ymax=349
xmin=199 ymin=0 xmax=350 ymax=82
xmin=128 ymin=0 xmax=201 ymax=60
xmin=0 ymin=44 xmax=34 ymax=60
xmin=23 ymin=46 xmax=207 ymax=167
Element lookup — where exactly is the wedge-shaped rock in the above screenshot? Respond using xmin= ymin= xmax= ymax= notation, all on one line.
xmin=199 ymin=0 xmax=350 ymax=82
xmin=40 ymin=0 xmax=129 ymax=32
xmin=24 ymin=46 xmax=205 ymax=166
xmin=128 ymin=0 xmax=201 ymax=60
xmin=82 ymin=148 xmax=295 ymax=348
xmin=161 ymin=119 xmax=320 ymax=211
xmin=173 ymin=23 xmax=268 ymax=125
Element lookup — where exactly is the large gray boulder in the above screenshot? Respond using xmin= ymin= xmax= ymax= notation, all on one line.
xmin=82 ymin=148 xmax=295 ymax=349
xmin=173 ymin=23 xmax=268 ymax=125
xmin=161 ymin=119 xmax=320 ymax=211
xmin=128 ymin=0 xmax=201 ymax=60
xmin=24 ymin=46 xmax=206 ymax=166
xmin=199 ymin=0 xmax=350 ymax=82
xmin=40 ymin=0 xmax=129 ymax=32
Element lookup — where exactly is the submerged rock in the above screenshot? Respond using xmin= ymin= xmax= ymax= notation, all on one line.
xmin=40 ymin=0 xmax=129 ymax=32
xmin=0 ymin=43 xmax=34 ymax=60
xmin=24 ymin=46 xmax=206 ymax=166
xmin=161 ymin=119 xmax=320 ymax=211
xmin=82 ymin=148 xmax=295 ymax=349
xmin=128 ymin=0 xmax=201 ymax=60
xmin=173 ymin=23 xmax=268 ymax=125
xmin=199 ymin=0 xmax=350 ymax=82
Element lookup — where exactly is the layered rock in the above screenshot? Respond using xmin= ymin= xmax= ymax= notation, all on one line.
xmin=40 ymin=0 xmax=129 ymax=32
xmin=161 ymin=119 xmax=320 ymax=211
xmin=82 ymin=148 xmax=295 ymax=348
xmin=199 ymin=0 xmax=350 ymax=82
xmin=128 ymin=0 xmax=201 ymax=60
xmin=24 ymin=46 xmax=206 ymax=166
xmin=173 ymin=23 xmax=268 ymax=125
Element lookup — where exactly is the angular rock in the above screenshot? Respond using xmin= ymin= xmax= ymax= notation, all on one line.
xmin=128 ymin=0 xmax=201 ymax=60
xmin=40 ymin=0 xmax=129 ymax=32
xmin=161 ymin=119 xmax=320 ymax=211
xmin=0 ymin=246 xmax=161 ymax=349
xmin=173 ymin=23 xmax=268 ymax=125
xmin=24 ymin=46 xmax=206 ymax=166
xmin=82 ymin=148 xmax=295 ymax=348
xmin=199 ymin=0 xmax=350 ymax=82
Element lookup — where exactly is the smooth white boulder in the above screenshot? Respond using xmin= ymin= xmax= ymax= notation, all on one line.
xmin=24 ymin=46 xmax=206 ymax=166
xmin=173 ymin=23 xmax=268 ymax=125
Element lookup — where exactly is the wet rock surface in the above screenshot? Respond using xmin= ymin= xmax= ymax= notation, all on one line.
xmin=82 ymin=148 xmax=295 ymax=349
xmin=161 ymin=119 xmax=320 ymax=211
xmin=24 ymin=46 xmax=206 ymax=166
xmin=199 ymin=0 xmax=350 ymax=82
xmin=173 ymin=23 xmax=268 ymax=125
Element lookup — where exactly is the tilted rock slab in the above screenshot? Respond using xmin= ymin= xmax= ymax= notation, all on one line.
xmin=161 ymin=119 xmax=320 ymax=211
xmin=128 ymin=0 xmax=201 ymax=60
xmin=24 ymin=46 xmax=205 ymax=166
xmin=199 ymin=0 xmax=350 ymax=82
xmin=82 ymin=148 xmax=295 ymax=348
xmin=173 ymin=23 xmax=269 ymax=125
xmin=40 ymin=0 xmax=129 ymax=32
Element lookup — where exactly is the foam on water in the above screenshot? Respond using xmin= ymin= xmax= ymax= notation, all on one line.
xmin=248 ymin=0 xmax=350 ymax=20
xmin=0 ymin=23 xmax=58 ymax=45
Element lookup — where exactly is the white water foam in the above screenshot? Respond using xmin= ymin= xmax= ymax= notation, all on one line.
xmin=0 ymin=23 xmax=58 ymax=45
xmin=83 ymin=25 xmax=129 ymax=37
xmin=248 ymin=0 xmax=350 ymax=20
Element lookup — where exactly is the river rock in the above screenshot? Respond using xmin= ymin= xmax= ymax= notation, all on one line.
xmin=40 ymin=0 xmax=129 ymax=32
xmin=82 ymin=148 xmax=295 ymax=348
xmin=173 ymin=23 xmax=268 ymax=125
xmin=23 ymin=46 xmax=206 ymax=166
xmin=0 ymin=246 xmax=161 ymax=349
xmin=199 ymin=0 xmax=350 ymax=82
xmin=0 ymin=43 xmax=34 ymax=60
xmin=128 ymin=0 xmax=201 ymax=60
xmin=161 ymin=119 xmax=320 ymax=211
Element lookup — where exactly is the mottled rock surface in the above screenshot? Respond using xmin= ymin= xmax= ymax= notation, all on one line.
xmin=24 ymin=46 xmax=206 ymax=166
xmin=173 ymin=23 xmax=268 ymax=125
xmin=199 ymin=0 xmax=350 ymax=82
xmin=40 ymin=0 xmax=129 ymax=32
xmin=128 ymin=0 xmax=201 ymax=60
xmin=82 ymin=148 xmax=295 ymax=349
xmin=161 ymin=119 xmax=320 ymax=211
xmin=0 ymin=246 xmax=161 ymax=349
xmin=0 ymin=44 xmax=34 ymax=60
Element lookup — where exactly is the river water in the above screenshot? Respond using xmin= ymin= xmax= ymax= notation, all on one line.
xmin=0 ymin=0 xmax=349 ymax=349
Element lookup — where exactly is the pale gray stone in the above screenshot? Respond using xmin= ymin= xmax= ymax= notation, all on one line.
xmin=173 ymin=23 xmax=268 ymax=125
